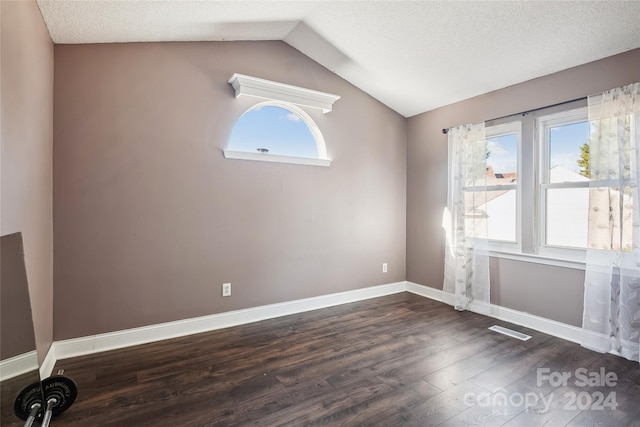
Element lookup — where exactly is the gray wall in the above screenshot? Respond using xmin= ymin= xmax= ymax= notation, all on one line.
xmin=407 ymin=48 xmax=640 ymax=327
xmin=53 ymin=41 xmax=407 ymax=340
xmin=29 ymin=17 xmax=640 ymax=340
xmin=1 ymin=0 xmax=55 ymax=363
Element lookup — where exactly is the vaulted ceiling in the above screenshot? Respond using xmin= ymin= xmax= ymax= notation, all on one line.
xmin=36 ymin=1 xmax=640 ymax=117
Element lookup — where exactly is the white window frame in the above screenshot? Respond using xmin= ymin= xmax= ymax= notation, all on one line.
xmin=457 ymin=98 xmax=635 ymax=270
xmin=536 ymin=107 xmax=589 ymax=263
xmin=484 ymin=121 xmax=522 ymax=254
xmin=224 ymin=101 xmax=331 ymax=167
xmin=447 ymin=99 xmax=592 ymax=270
xmin=224 ymin=74 xmax=339 ymax=167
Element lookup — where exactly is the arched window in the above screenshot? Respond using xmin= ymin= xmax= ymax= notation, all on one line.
xmin=225 ymin=101 xmax=327 ymax=163
xmin=224 ymin=74 xmax=339 ymax=167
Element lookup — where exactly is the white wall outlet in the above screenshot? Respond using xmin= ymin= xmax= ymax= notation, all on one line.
xmin=382 ymin=263 xmax=388 ymax=273
xmin=222 ymin=283 xmax=231 ymax=297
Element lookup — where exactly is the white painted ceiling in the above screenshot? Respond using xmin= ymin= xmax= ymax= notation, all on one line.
xmin=36 ymin=0 xmax=640 ymax=118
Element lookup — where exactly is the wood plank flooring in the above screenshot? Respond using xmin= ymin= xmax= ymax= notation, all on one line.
xmin=1 ymin=371 xmax=43 ymax=427
xmin=39 ymin=293 xmax=640 ymax=426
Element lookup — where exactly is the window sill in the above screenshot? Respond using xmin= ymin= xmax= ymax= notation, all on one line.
xmin=488 ymin=249 xmax=586 ymax=271
xmin=223 ymin=150 xmax=331 ymax=167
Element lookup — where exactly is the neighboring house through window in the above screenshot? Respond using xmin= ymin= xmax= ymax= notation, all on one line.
xmin=451 ymin=99 xmax=618 ymax=268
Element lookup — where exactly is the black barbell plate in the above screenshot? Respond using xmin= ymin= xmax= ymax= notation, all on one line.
xmin=13 ymin=380 xmax=44 ymax=421
xmin=41 ymin=375 xmax=78 ymax=417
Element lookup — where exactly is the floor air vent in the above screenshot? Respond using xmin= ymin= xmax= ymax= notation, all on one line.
xmin=489 ymin=325 xmax=532 ymax=341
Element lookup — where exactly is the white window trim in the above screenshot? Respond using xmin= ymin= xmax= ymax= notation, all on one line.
xmin=488 ymin=249 xmax=586 ymax=270
xmin=448 ymin=100 xmax=597 ymax=270
xmin=223 ymin=150 xmax=331 ymax=167
xmin=225 ymin=76 xmax=336 ymax=167
xmin=536 ymin=106 xmax=589 ymax=261
xmin=224 ymin=101 xmax=332 ymax=167
xmin=228 ymin=73 xmax=340 ymax=113
xmin=461 ymin=99 xmax=635 ymax=271
xmin=484 ymin=121 xmax=522 ymax=254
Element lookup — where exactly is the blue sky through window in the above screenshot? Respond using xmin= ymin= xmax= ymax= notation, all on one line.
xmin=549 ymin=121 xmax=589 ymax=174
xmin=487 ymin=133 xmax=517 ymax=175
xmin=228 ymin=106 xmax=319 ymax=158
xmin=486 ymin=121 xmax=589 ymax=177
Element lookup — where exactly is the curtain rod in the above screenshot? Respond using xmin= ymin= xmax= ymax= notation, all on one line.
xmin=441 ymin=96 xmax=587 ymax=134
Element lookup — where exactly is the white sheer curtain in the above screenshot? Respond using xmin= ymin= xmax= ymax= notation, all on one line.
xmin=443 ymin=123 xmax=491 ymax=313
xmin=582 ymin=82 xmax=640 ymax=363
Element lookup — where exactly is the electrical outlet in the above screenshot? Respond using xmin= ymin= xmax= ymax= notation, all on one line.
xmin=222 ymin=283 xmax=231 ymax=297
xmin=382 ymin=263 xmax=388 ymax=273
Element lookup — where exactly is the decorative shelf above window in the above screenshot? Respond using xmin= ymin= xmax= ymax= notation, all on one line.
xmin=228 ymin=73 xmax=341 ymax=114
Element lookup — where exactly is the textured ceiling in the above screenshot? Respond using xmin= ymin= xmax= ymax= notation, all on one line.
xmin=36 ymin=0 xmax=640 ymax=117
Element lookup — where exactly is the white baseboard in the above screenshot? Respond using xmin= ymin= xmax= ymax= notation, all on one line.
xmin=0 ymin=350 xmax=38 ymax=381
xmin=406 ymin=281 xmax=583 ymax=344
xmin=39 ymin=344 xmax=56 ymax=379
xmin=48 ymin=280 xmax=584 ymax=370
xmin=484 ymin=301 xmax=583 ymax=344
xmin=55 ymin=281 xmax=407 ymax=361
xmin=405 ymin=281 xmax=447 ymax=302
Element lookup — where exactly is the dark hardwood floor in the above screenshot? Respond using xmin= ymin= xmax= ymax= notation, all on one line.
xmin=1 ymin=371 xmax=43 ymax=427
xmin=39 ymin=293 xmax=640 ymax=426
